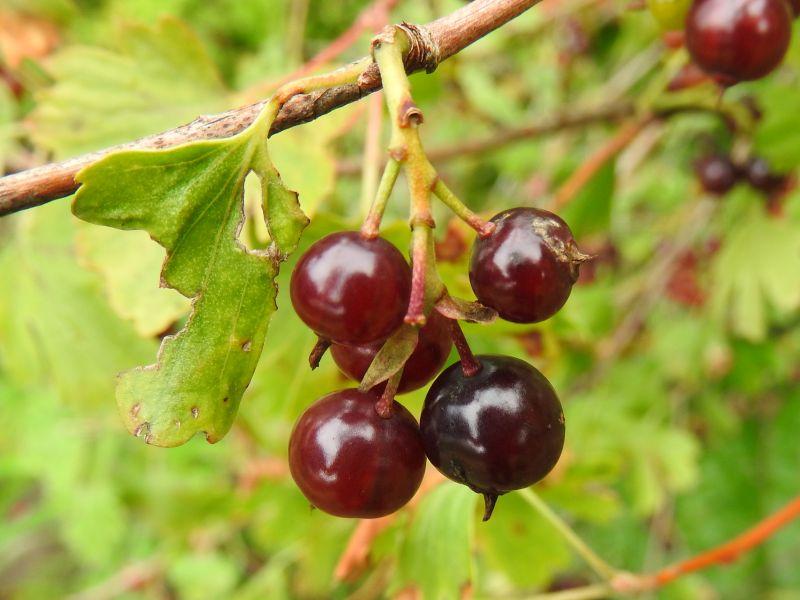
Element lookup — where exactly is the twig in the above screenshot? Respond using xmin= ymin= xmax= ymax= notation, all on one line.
xmin=0 ymin=0 xmax=545 ymax=217
xmin=549 ymin=115 xmax=653 ymax=212
xmin=242 ymin=0 xmax=401 ymax=101
xmin=517 ymin=489 xmax=619 ymax=582
xmin=337 ymin=103 xmax=633 ymax=175
xmin=644 ymin=495 xmax=800 ymax=588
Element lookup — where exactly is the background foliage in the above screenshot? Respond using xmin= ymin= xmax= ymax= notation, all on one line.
xmin=1 ymin=0 xmax=799 ymax=598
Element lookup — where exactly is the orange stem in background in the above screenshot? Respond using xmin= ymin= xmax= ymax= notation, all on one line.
xmin=550 ymin=115 xmax=652 ymax=211
xmin=646 ymin=495 xmax=800 ymax=588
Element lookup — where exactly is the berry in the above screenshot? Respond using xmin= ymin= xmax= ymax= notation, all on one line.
xmin=288 ymin=389 xmax=426 ymax=518
xmin=420 ymin=355 xmax=565 ymax=520
xmin=331 ymin=311 xmax=453 ymax=394
xmin=790 ymin=0 xmax=800 ymax=17
xmin=648 ymin=0 xmax=691 ymax=31
xmin=469 ymin=208 xmax=587 ymax=324
xmin=685 ymin=0 xmax=792 ymax=85
xmin=695 ymin=154 xmax=738 ymax=195
xmin=744 ymin=157 xmax=785 ymax=193
xmin=290 ymin=232 xmax=411 ymax=345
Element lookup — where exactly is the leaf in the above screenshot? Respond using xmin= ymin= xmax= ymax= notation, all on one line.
xmin=0 ymin=85 xmax=16 ymax=171
xmin=435 ymin=294 xmax=497 ymax=324
xmin=558 ymin=159 xmax=615 ymax=239
xmin=73 ymin=108 xmax=308 ymax=447
xmin=0 ymin=203 xmax=156 ymax=405
xmin=394 ymin=483 xmax=477 ymax=599
xmin=75 ymin=223 xmax=191 ymax=337
xmin=711 ymin=207 xmax=800 ymax=341
xmin=27 ymin=17 xmax=228 ymax=158
xmin=168 ymin=553 xmax=240 ymax=600
xmin=358 ymin=324 xmax=419 ymax=392
xmin=479 ymin=492 xmax=571 ymax=589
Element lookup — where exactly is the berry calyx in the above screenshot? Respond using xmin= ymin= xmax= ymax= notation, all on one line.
xmin=330 ymin=310 xmax=453 ymax=394
xmin=695 ymin=154 xmax=739 ymax=195
xmin=469 ymin=208 xmax=588 ymax=324
xmin=290 ymin=232 xmax=411 ymax=345
xmin=420 ymin=355 xmax=565 ymax=520
xmin=288 ymin=389 xmax=426 ymax=518
xmin=685 ymin=0 xmax=792 ymax=85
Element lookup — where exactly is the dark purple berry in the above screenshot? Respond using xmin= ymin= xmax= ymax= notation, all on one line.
xmin=695 ymin=154 xmax=738 ymax=195
xmin=685 ymin=0 xmax=792 ymax=85
xmin=331 ymin=311 xmax=452 ymax=394
xmin=290 ymin=232 xmax=411 ymax=345
xmin=288 ymin=389 xmax=426 ymax=518
xmin=744 ymin=157 xmax=786 ymax=193
xmin=420 ymin=355 xmax=565 ymax=520
xmin=469 ymin=208 xmax=588 ymax=324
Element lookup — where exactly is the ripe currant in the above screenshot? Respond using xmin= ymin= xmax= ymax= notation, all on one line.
xmin=420 ymin=355 xmax=565 ymax=520
xmin=469 ymin=208 xmax=588 ymax=324
xmin=289 ymin=389 xmax=426 ymax=518
xmin=331 ymin=310 xmax=452 ymax=394
xmin=685 ymin=0 xmax=792 ymax=85
xmin=290 ymin=232 xmax=411 ymax=345
xmin=695 ymin=154 xmax=739 ymax=196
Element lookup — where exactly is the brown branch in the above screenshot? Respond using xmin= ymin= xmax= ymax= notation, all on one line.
xmin=0 ymin=0 xmax=544 ymax=217
xmin=337 ymin=102 xmax=633 ymax=175
xmin=549 ymin=114 xmax=653 ymax=212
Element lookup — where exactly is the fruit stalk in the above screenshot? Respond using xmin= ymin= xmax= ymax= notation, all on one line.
xmin=446 ymin=318 xmax=482 ymax=377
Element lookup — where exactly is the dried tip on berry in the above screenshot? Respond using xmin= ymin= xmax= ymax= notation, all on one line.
xmin=308 ymin=338 xmax=331 ymax=370
xmin=482 ymin=493 xmax=498 ymax=521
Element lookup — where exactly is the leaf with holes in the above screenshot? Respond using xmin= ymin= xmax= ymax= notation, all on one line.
xmin=73 ymin=109 xmax=308 ymax=447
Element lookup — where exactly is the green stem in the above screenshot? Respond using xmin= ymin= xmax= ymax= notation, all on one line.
xmin=361 ymin=158 xmax=400 ymax=238
xmin=432 ymin=179 xmax=495 ymax=238
xmin=517 ymin=488 xmax=619 ymax=582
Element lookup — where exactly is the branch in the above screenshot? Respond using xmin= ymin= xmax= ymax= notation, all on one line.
xmin=0 ymin=0 xmax=543 ymax=217
xmin=337 ymin=102 xmax=633 ymax=175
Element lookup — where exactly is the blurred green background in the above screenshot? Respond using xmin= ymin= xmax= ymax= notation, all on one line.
xmin=1 ymin=0 xmax=800 ymax=598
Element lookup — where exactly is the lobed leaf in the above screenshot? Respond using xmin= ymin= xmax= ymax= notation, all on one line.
xmin=73 ymin=110 xmax=308 ymax=447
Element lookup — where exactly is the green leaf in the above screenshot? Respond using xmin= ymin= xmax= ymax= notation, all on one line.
xmin=28 ymin=17 xmax=228 ymax=158
xmin=395 ymin=483 xmax=477 ymax=599
xmin=711 ymin=207 xmax=800 ymax=341
xmin=0 ymin=204 xmax=155 ymax=404
xmin=73 ymin=108 xmax=308 ymax=447
xmin=75 ymin=223 xmax=191 ymax=337
xmin=559 ymin=159 xmax=615 ymax=239
xmin=479 ymin=492 xmax=571 ymax=589
xmin=359 ymin=324 xmax=419 ymax=392
xmin=168 ymin=552 xmax=240 ymax=600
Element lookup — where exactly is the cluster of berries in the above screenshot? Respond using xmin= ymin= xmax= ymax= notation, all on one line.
xmin=695 ymin=154 xmax=791 ymax=198
xmin=287 ymin=208 xmax=587 ymax=520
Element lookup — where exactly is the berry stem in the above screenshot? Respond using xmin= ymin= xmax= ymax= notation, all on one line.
xmin=308 ymin=337 xmax=331 ymax=370
xmin=517 ymin=488 xmax=619 ymax=582
xmin=375 ymin=368 xmax=403 ymax=419
xmin=361 ymin=157 xmax=400 ymax=238
xmin=446 ymin=318 xmax=482 ymax=377
xmin=432 ymin=179 xmax=495 ymax=238
xmin=372 ymin=26 xmax=444 ymax=325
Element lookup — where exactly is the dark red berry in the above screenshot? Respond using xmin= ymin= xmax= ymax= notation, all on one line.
xmin=331 ymin=311 xmax=452 ymax=394
xmin=290 ymin=232 xmax=411 ymax=345
xmin=685 ymin=0 xmax=792 ymax=85
xmin=469 ymin=208 xmax=588 ymax=324
xmin=695 ymin=154 xmax=738 ymax=195
xmin=288 ymin=389 xmax=426 ymax=518
xmin=744 ymin=157 xmax=786 ymax=193
xmin=420 ymin=355 xmax=565 ymax=520
xmin=789 ymin=0 xmax=800 ymax=16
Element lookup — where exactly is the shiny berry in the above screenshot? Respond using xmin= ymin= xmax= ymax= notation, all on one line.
xmin=695 ymin=154 xmax=739 ymax=195
xmin=420 ymin=355 xmax=565 ymax=520
xmin=288 ymin=389 xmax=426 ymax=518
xmin=331 ymin=311 xmax=452 ymax=394
xmin=469 ymin=208 xmax=588 ymax=324
xmin=744 ymin=157 xmax=786 ymax=193
xmin=290 ymin=232 xmax=411 ymax=345
xmin=685 ymin=0 xmax=792 ymax=85
xmin=648 ymin=0 xmax=691 ymax=31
